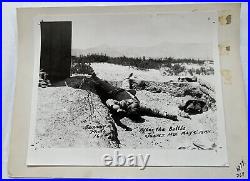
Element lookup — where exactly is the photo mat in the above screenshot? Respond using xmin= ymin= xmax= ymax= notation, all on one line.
xmin=27 ymin=11 xmax=228 ymax=166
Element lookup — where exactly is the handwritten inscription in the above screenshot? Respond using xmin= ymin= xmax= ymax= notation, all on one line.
xmin=83 ymin=124 xmax=213 ymax=139
xmin=139 ymin=125 xmax=212 ymax=138
xmin=236 ymin=160 xmax=246 ymax=178
xmin=82 ymin=124 xmax=112 ymax=138
xmin=181 ymin=130 xmax=212 ymax=136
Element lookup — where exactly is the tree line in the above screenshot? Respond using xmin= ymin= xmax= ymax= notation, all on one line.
xmin=71 ymin=54 xmax=214 ymax=75
xmin=71 ymin=54 xmax=212 ymax=70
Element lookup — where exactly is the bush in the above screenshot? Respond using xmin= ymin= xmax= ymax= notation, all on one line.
xmin=188 ymin=69 xmax=194 ymax=76
xmin=195 ymin=68 xmax=201 ymax=75
xmin=171 ymin=64 xmax=186 ymax=75
xmin=71 ymin=54 xmax=214 ymax=75
xmin=71 ymin=62 xmax=94 ymax=75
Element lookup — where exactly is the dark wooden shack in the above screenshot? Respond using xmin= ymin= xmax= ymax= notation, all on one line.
xmin=40 ymin=21 xmax=72 ymax=82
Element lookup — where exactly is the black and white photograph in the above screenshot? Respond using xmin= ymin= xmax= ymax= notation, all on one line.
xmin=27 ymin=11 xmax=228 ymax=166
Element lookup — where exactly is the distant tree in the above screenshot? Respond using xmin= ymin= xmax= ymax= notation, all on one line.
xmin=188 ymin=69 xmax=193 ymax=76
xmin=71 ymin=53 xmax=210 ymax=72
xmin=172 ymin=64 xmax=185 ymax=75
xmin=195 ymin=68 xmax=201 ymax=75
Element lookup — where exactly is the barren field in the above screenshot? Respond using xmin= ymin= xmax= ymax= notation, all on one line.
xmin=31 ymin=64 xmax=220 ymax=151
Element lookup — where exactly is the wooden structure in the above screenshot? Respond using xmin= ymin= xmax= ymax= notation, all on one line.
xmin=40 ymin=21 xmax=72 ymax=82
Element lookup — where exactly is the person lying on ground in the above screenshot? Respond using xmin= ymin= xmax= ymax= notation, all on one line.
xmin=87 ymin=73 xmax=188 ymax=122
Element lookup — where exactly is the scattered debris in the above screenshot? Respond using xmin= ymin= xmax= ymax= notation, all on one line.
xmin=178 ymin=76 xmax=198 ymax=82
xmin=39 ymin=70 xmax=51 ymax=88
xmin=179 ymin=99 xmax=208 ymax=115
xmin=32 ymin=75 xmax=218 ymax=150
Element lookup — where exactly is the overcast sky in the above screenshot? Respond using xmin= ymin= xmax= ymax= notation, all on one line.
xmin=70 ymin=12 xmax=216 ymax=50
xmin=40 ymin=12 xmax=216 ymax=59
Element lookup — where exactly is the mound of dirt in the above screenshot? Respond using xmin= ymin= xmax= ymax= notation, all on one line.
xmin=31 ymin=86 xmax=120 ymax=150
xmin=129 ymin=79 xmax=216 ymax=112
xmin=31 ymin=76 xmax=218 ymax=150
xmin=64 ymin=76 xmax=216 ymax=114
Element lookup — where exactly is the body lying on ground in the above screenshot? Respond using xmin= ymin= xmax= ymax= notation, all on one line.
xmin=89 ymin=73 xmax=180 ymax=122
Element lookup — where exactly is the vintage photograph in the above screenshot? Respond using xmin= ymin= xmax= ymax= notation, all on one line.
xmin=27 ymin=11 xmax=227 ymax=166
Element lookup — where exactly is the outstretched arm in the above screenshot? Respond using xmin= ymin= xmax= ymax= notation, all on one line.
xmin=139 ymin=105 xmax=178 ymax=121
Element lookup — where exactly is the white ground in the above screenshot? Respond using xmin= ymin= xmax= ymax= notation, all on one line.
xmin=31 ymin=63 xmax=219 ymax=150
xmin=91 ymin=63 xmax=214 ymax=84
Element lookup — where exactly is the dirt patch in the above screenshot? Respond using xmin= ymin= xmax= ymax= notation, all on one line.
xmin=31 ymin=86 xmax=120 ymax=150
xmin=31 ymin=76 xmax=219 ymax=150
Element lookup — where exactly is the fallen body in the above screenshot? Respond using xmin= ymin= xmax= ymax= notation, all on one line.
xmin=88 ymin=73 xmax=180 ymax=124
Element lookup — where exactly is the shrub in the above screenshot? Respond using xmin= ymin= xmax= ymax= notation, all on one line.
xmin=71 ymin=62 xmax=94 ymax=75
xmin=171 ymin=64 xmax=186 ymax=75
xmin=71 ymin=54 xmax=214 ymax=75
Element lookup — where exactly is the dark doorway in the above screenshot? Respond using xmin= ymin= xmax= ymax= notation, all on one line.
xmin=40 ymin=21 xmax=72 ymax=82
